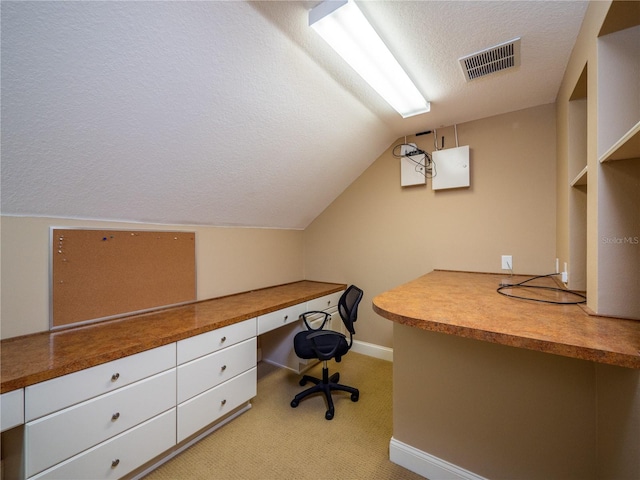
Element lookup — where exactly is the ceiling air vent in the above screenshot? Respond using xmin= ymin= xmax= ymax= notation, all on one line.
xmin=459 ymin=37 xmax=521 ymax=81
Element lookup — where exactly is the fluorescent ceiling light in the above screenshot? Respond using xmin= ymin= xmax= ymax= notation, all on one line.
xmin=309 ymin=0 xmax=430 ymax=118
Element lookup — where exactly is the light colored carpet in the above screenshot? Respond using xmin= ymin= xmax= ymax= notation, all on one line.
xmin=144 ymin=353 xmax=424 ymax=480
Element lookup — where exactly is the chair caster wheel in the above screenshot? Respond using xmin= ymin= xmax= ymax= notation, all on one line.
xmin=291 ymin=399 xmax=299 ymax=408
xmin=351 ymin=393 xmax=359 ymax=402
xmin=325 ymin=410 xmax=334 ymax=420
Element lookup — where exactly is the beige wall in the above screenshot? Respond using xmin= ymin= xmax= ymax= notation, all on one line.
xmin=0 ymin=216 xmax=304 ymax=338
xmin=394 ymin=323 xmax=597 ymax=479
xmin=304 ymin=103 xmax=557 ymax=349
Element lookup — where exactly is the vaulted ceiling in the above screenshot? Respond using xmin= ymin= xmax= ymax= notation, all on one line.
xmin=1 ymin=1 xmax=588 ymax=229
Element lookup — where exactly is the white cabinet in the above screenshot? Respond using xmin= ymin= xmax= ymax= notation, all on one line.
xmin=25 ymin=369 xmax=176 ymax=477
xmin=306 ymin=291 xmax=342 ymax=312
xmin=5 ymin=289 xmax=339 ymax=479
xmin=30 ymin=409 xmax=176 ymax=480
xmin=22 ymin=344 xmax=177 ymax=479
xmin=257 ymin=303 xmax=308 ymax=335
xmin=176 ymin=318 xmax=257 ymax=443
xmin=1 ymin=389 xmax=24 ymax=432
xmin=177 ymin=367 xmax=256 ymax=443
xmin=177 ymin=318 xmax=256 ymax=365
xmin=25 ymin=344 xmax=175 ymax=421
xmin=177 ymin=338 xmax=256 ymax=404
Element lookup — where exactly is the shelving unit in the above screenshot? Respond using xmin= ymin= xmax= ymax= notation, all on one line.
xmin=559 ymin=1 xmax=639 ymax=320
xmin=593 ymin=10 xmax=640 ymax=319
xmin=567 ymin=66 xmax=588 ymax=292
xmin=597 ymin=24 xmax=640 ymax=163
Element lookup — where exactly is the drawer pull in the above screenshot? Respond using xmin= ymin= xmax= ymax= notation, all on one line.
xmin=221 ymin=399 xmax=227 ymax=406
xmin=221 ymin=336 xmax=227 ymax=343
xmin=284 ymin=315 xmax=288 ymax=322
xmin=221 ymin=365 xmax=227 ymax=371
xmin=111 ymin=412 xmax=120 ymax=421
xmin=111 ymin=373 xmax=120 ymax=382
xmin=111 ymin=459 xmax=120 ymax=468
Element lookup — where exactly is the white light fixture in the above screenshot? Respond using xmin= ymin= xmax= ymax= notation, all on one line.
xmin=309 ymin=0 xmax=430 ymax=118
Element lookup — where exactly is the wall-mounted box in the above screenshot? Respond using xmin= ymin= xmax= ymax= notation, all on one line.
xmin=432 ymin=145 xmax=470 ymax=190
xmin=400 ymin=143 xmax=426 ymax=186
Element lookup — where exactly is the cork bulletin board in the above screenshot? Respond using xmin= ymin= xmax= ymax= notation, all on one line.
xmin=51 ymin=228 xmax=196 ymax=329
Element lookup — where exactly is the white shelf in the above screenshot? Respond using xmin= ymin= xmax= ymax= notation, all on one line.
xmin=570 ymin=165 xmax=588 ymax=187
xmin=599 ymin=121 xmax=640 ymax=162
xmin=597 ymin=25 xmax=640 ymax=163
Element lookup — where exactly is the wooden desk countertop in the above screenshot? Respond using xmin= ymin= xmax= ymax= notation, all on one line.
xmin=0 ymin=280 xmax=346 ymax=393
xmin=373 ymin=270 xmax=640 ymax=369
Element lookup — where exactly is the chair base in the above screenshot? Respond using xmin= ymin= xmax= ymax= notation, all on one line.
xmin=290 ymin=362 xmax=359 ymax=420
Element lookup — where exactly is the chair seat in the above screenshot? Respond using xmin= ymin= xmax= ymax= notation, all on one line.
xmin=293 ymin=330 xmax=349 ymax=360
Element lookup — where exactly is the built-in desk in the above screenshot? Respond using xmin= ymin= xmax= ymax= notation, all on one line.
xmin=1 ymin=280 xmax=345 ymax=393
xmin=373 ymin=270 xmax=640 ymax=480
xmin=373 ymin=270 xmax=640 ymax=369
xmin=0 ymin=280 xmax=345 ymax=480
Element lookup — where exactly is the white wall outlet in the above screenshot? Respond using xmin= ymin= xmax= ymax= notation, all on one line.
xmin=501 ymin=255 xmax=513 ymax=270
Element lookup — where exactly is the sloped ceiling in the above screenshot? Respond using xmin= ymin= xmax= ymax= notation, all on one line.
xmin=1 ymin=1 xmax=588 ymax=229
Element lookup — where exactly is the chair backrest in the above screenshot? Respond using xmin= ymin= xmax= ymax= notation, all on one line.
xmin=338 ymin=285 xmax=363 ymax=337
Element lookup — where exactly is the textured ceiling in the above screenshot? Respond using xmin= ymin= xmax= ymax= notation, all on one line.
xmin=1 ymin=1 xmax=588 ymax=229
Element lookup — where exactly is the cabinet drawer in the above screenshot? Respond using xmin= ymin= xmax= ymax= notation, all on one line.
xmin=25 ymin=343 xmax=175 ymax=421
xmin=257 ymin=303 xmax=307 ymax=335
xmin=178 ymin=337 xmax=257 ymax=403
xmin=25 ymin=369 xmax=176 ymax=478
xmin=1 ymin=389 xmax=24 ymax=432
xmin=177 ymin=318 xmax=256 ymax=365
xmin=306 ymin=291 xmax=343 ymax=312
xmin=177 ymin=367 xmax=256 ymax=442
xmin=30 ymin=408 xmax=176 ymax=480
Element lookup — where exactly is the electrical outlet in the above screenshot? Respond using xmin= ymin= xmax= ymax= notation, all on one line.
xmin=501 ymin=255 xmax=512 ymax=270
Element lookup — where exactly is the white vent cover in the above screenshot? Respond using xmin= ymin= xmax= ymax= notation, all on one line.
xmin=459 ymin=37 xmax=521 ymax=81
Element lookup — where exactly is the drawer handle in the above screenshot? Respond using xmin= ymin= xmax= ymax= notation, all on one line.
xmin=111 ymin=373 xmax=120 ymax=382
xmin=221 ymin=336 xmax=227 ymax=343
xmin=221 ymin=365 xmax=227 ymax=372
xmin=111 ymin=459 xmax=120 ymax=468
xmin=111 ymin=412 xmax=120 ymax=421
xmin=284 ymin=315 xmax=288 ymax=322
xmin=221 ymin=399 xmax=227 ymax=406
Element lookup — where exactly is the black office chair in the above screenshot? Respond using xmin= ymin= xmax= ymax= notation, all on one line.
xmin=290 ymin=285 xmax=364 ymax=420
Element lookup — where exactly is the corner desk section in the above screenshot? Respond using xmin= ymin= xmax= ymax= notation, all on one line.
xmin=372 ymin=270 xmax=640 ymax=480
xmin=373 ymin=270 xmax=640 ymax=369
xmin=0 ymin=280 xmax=346 ymax=480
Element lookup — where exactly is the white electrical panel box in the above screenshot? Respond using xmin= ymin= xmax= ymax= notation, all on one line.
xmin=432 ymin=145 xmax=470 ymax=190
xmin=400 ymin=143 xmax=426 ymax=186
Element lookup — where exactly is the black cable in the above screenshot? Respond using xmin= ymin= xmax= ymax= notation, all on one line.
xmin=496 ymin=273 xmax=586 ymax=305
xmin=392 ymin=143 xmax=435 ymax=179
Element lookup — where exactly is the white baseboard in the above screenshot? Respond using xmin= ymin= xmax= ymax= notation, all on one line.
xmin=389 ymin=437 xmax=487 ymax=480
xmin=352 ymin=339 xmax=393 ymax=361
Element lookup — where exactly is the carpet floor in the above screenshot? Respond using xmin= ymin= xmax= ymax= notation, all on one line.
xmin=143 ymin=353 xmax=424 ymax=480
